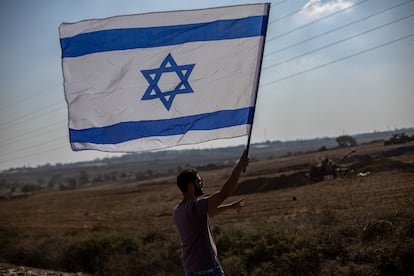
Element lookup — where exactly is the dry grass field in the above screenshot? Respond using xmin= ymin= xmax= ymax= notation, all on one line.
xmin=0 ymin=141 xmax=413 ymax=275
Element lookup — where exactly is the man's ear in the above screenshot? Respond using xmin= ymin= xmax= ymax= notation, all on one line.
xmin=187 ymin=182 xmax=195 ymax=193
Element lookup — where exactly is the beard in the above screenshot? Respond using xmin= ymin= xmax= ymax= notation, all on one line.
xmin=194 ymin=185 xmax=204 ymax=197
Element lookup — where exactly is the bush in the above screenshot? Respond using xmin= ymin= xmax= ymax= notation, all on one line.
xmin=216 ymin=226 xmax=321 ymax=275
xmin=62 ymin=234 xmax=142 ymax=273
xmin=21 ymin=183 xmax=41 ymax=193
xmin=336 ymin=135 xmax=357 ymax=147
xmin=60 ymin=231 xmax=183 ymax=275
xmin=1 ymin=209 xmax=413 ymax=275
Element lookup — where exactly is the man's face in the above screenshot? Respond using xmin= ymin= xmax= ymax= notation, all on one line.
xmin=194 ymin=174 xmax=204 ymax=197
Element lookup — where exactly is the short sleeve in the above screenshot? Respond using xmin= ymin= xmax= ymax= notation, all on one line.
xmin=193 ymin=198 xmax=208 ymax=216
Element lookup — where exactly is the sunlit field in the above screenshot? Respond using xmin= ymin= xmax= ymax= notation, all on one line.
xmin=1 ymin=141 xmax=413 ymax=275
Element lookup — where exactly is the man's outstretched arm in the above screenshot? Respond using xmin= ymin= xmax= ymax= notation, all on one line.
xmin=208 ymin=198 xmax=245 ymax=218
xmin=207 ymin=150 xmax=249 ymax=215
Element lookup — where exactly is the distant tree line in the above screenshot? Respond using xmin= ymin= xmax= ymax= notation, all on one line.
xmin=1 ymin=134 xmax=360 ymax=195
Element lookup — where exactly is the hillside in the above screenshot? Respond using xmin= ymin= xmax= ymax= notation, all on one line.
xmin=0 ymin=139 xmax=413 ymax=275
xmin=1 ymin=128 xmax=413 ymax=194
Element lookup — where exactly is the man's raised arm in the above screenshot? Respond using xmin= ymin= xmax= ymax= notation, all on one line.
xmin=207 ymin=149 xmax=249 ymax=215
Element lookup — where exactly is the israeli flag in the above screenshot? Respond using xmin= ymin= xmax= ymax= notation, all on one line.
xmin=59 ymin=3 xmax=270 ymax=152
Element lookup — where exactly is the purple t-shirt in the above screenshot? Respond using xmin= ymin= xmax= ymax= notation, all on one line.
xmin=173 ymin=198 xmax=220 ymax=272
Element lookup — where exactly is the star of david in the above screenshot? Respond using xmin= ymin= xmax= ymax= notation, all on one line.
xmin=140 ymin=53 xmax=195 ymax=111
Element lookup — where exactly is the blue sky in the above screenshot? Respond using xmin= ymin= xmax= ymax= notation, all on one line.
xmin=1 ymin=0 xmax=413 ymax=170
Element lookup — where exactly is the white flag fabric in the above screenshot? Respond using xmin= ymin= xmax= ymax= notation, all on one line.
xmin=59 ymin=3 xmax=270 ymax=152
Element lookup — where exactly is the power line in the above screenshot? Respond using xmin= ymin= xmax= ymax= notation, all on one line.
xmin=261 ymin=33 xmax=414 ymax=87
xmin=4 ymin=24 xmax=410 ymax=165
xmin=229 ymin=0 xmax=289 ymax=7
xmin=0 ymin=82 xmax=61 ymax=112
xmin=269 ymin=0 xmax=320 ymax=24
xmin=0 ymin=98 xmax=64 ymax=125
xmin=0 ymin=145 xmax=68 ymax=166
xmin=0 ymin=119 xmax=66 ymax=146
xmin=267 ymin=0 xmax=370 ymax=42
xmin=263 ymin=13 xmax=414 ymax=70
xmin=270 ymin=0 xmax=289 ymax=8
xmin=0 ymin=0 xmax=372 ymax=133
xmin=2 ymin=0 xmax=412 ymax=168
xmin=1 ymin=134 xmax=68 ymax=157
xmin=0 ymin=102 xmax=65 ymax=130
xmin=265 ymin=0 xmax=414 ymax=57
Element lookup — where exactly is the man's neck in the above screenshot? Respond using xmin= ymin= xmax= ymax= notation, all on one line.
xmin=183 ymin=193 xmax=197 ymax=201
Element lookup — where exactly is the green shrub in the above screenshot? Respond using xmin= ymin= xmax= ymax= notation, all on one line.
xmin=216 ymin=226 xmax=321 ymax=275
xmin=21 ymin=183 xmax=41 ymax=193
xmin=62 ymin=233 xmax=141 ymax=273
xmin=1 ymin=209 xmax=413 ymax=275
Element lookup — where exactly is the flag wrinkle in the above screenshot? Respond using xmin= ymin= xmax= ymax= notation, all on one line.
xmin=61 ymin=15 xmax=267 ymax=58
xmin=60 ymin=3 xmax=269 ymax=152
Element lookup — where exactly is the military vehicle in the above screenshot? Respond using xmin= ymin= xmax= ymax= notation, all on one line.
xmin=384 ymin=133 xmax=413 ymax=145
xmin=308 ymin=148 xmax=356 ymax=181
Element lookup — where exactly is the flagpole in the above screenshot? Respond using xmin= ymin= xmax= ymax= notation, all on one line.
xmin=246 ymin=3 xmax=271 ymax=156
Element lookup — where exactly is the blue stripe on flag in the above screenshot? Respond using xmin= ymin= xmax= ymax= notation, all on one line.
xmin=69 ymin=107 xmax=254 ymax=145
xmin=61 ymin=16 xmax=267 ymax=58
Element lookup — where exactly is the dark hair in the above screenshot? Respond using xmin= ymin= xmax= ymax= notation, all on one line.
xmin=177 ymin=168 xmax=198 ymax=193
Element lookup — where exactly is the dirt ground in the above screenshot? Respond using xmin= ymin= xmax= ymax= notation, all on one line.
xmin=0 ymin=141 xmax=413 ymax=274
xmin=2 ymin=141 xmax=412 ymax=230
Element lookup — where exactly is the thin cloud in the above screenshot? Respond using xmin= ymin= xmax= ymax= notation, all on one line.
xmin=300 ymin=0 xmax=355 ymax=18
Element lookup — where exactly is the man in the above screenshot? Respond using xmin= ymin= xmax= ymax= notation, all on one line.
xmin=173 ymin=150 xmax=249 ymax=275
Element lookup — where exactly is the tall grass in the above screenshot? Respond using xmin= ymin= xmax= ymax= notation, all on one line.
xmin=0 ymin=209 xmax=413 ymax=275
